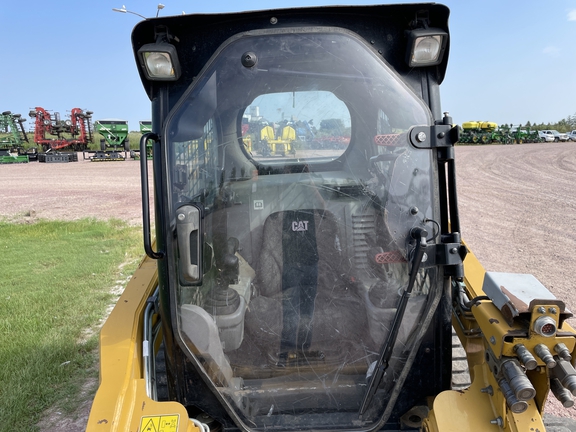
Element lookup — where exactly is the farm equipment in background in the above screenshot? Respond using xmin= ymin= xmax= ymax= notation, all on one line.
xmin=506 ymin=125 xmax=540 ymax=144
xmin=87 ymin=4 xmax=576 ymax=432
xmin=29 ymin=107 xmax=93 ymax=152
xmin=241 ymin=111 xmax=299 ymax=157
xmin=458 ymin=121 xmax=504 ymax=144
xmin=0 ymin=111 xmax=32 ymax=163
xmin=37 ymin=152 xmax=79 ymax=163
xmin=130 ymin=121 xmax=153 ymax=160
xmin=459 ymin=121 xmax=543 ymax=145
xmin=259 ymin=123 xmax=297 ymax=156
xmin=86 ymin=119 xmax=130 ymax=162
xmin=140 ymin=120 xmax=152 ymax=134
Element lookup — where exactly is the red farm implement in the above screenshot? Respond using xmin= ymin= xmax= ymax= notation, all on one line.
xmin=29 ymin=107 xmax=93 ymax=151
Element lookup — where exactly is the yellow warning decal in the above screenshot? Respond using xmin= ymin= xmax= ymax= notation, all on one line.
xmin=139 ymin=414 xmax=179 ymax=432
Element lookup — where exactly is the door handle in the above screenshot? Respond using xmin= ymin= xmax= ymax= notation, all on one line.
xmin=176 ymin=204 xmax=203 ymax=284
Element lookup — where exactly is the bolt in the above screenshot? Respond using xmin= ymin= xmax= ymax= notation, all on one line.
xmin=480 ymin=385 xmax=493 ymax=396
xmin=490 ymin=417 xmax=503 ymax=426
xmin=270 ymin=16 xmax=278 ymax=24
xmin=241 ymin=52 xmax=258 ymax=68
xmin=490 ymin=336 xmax=496 ymax=345
xmin=549 ymin=307 xmax=558 ymax=314
xmin=416 ymin=131 xmax=427 ymax=142
xmin=450 ymin=247 xmax=458 ymax=254
xmin=177 ymin=213 xmax=185 ymax=221
xmin=537 ymin=306 xmax=546 ymax=314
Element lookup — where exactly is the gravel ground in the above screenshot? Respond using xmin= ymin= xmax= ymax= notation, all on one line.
xmin=0 ymin=155 xmax=147 ymax=225
xmin=456 ymin=142 xmax=576 ymax=425
xmin=1 ymin=142 xmax=576 ymax=429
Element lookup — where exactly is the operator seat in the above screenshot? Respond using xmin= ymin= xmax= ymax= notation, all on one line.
xmin=243 ymin=208 xmax=369 ymax=367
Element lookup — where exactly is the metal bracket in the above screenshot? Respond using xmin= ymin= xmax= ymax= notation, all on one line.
xmin=409 ymin=124 xmax=460 ymax=151
xmin=421 ymin=233 xmax=467 ymax=279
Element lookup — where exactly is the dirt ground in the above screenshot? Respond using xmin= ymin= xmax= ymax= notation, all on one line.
xmin=0 ymin=155 xmax=148 ymax=225
xmin=1 ymin=142 xmax=576 ymax=429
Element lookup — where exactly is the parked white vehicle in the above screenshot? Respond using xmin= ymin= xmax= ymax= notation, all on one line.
xmin=541 ymin=130 xmax=569 ymax=142
xmin=538 ymin=130 xmax=555 ymax=142
xmin=567 ymin=130 xmax=576 ymax=141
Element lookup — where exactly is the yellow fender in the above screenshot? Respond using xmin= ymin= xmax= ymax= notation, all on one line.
xmin=86 ymin=255 xmax=198 ymax=432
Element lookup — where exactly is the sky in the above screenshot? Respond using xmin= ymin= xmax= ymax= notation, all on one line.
xmin=2 ymin=0 xmax=576 ymax=131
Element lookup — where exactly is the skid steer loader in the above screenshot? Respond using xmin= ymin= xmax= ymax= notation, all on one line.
xmin=87 ymin=4 xmax=576 ymax=431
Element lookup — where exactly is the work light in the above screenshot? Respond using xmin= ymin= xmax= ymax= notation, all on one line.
xmin=406 ymin=28 xmax=448 ymax=67
xmin=138 ymin=42 xmax=181 ymax=81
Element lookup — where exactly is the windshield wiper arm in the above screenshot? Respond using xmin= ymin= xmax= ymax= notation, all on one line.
xmin=358 ymin=227 xmax=428 ymax=418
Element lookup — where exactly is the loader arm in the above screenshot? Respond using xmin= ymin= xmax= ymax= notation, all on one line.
xmin=425 ymin=245 xmax=576 ymax=431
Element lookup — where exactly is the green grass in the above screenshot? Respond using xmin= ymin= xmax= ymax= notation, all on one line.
xmin=0 ymin=219 xmax=142 ymax=430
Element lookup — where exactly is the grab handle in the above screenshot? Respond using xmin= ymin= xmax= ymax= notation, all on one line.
xmin=140 ymin=133 xmax=164 ymax=259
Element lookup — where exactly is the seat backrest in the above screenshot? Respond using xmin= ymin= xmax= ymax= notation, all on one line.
xmin=246 ymin=208 xmax=369 ymax=364
xmin=256 ymin=209 xmax=341 ymax=297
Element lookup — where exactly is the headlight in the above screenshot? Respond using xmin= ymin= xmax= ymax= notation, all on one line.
xmin=406 ymin=28 xmax=448 ymax=67
xmin=138 ymin=42 xmax=181 ymax=81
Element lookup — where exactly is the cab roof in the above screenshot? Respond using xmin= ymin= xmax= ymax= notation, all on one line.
xmin=131 ymin=3 xmax=450 ymax=100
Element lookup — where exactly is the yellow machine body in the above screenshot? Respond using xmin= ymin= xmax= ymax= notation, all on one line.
xmin=87 ymin=3 xmax=576 ymax=431
xmin=86 ymin=256 xmax=198 ymax=432
xmin=88 ymin=246 xmax=576 ymax=431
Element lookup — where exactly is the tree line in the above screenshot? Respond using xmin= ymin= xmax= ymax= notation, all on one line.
xmin=512 ymin=113 xmax=576 ymax=132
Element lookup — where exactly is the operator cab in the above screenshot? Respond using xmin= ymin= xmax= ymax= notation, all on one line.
xmin=133 ymin=5 xmax=462 ymax=431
